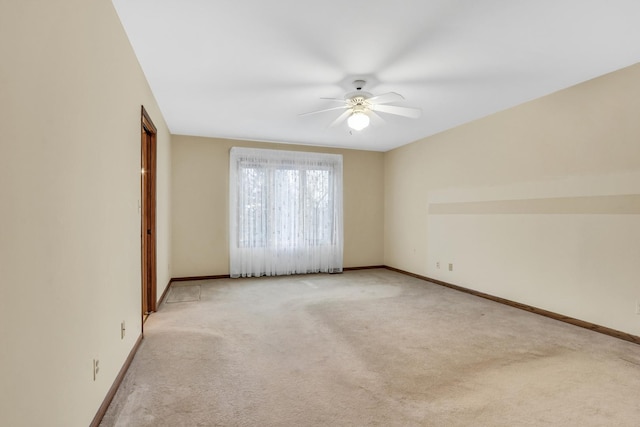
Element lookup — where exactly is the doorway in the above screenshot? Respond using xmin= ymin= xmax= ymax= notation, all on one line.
xmin=141 ymin=106 xmax=157 ymax=321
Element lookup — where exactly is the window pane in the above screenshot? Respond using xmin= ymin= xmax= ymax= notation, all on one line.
xmin=305 ymin=169 xmax=331 ymax=245
xmin=230 ymin=147 xmax=343 ymax=277
xmin=274 ymin=168 xmax=300 ymax=247
xmin=239 ymin=167 xmax=266 ymax=247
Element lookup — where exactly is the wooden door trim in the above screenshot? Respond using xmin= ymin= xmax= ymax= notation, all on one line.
xmin=142 ymin=106 xmax=157 ymax=133
xmin=141 ymin=106 xmax=157 ymax=319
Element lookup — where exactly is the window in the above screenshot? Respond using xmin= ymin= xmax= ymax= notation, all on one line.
xmin=229 ymin=147 xmax=343 ymax=278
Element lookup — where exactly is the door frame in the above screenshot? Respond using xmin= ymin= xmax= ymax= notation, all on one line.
xmin=141 ymin=106 xmax=157 ymax=321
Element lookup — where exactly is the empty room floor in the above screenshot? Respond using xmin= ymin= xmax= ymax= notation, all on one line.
xmin=101 ymin=269 xmax=640 ymax=426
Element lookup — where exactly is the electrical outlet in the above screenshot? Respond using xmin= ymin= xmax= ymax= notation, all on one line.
xmin=93 ymin=359 xmax=100 ymax=381
xmin=448 ymin=263 xmax=453 ymax=272
xmin=121 ymin=321 xmax=126 ymax=339
xmin=436 ymin=262 xmax=440 ymax=269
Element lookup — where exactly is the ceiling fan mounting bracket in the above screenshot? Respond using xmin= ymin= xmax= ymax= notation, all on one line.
xmin=352 ymin=79 xmax=367 ymax=91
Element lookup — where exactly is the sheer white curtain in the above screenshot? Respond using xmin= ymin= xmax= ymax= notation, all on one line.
xmin=229 ymin=147 xmax=343 ymax=278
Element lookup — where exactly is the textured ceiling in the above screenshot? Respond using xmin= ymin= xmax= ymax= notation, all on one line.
xmin=112 ymin=0 xmax=640 ymax=151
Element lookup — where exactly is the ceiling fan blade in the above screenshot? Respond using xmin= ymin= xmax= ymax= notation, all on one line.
xmin=365 ymin=92 xmax=404 ymax=105
xmin=367 ymin=110 xmax=385 ymax=127
xmin=329 ymin=109 xmax=353 ymax=128
xmin=319 ymin=97 xmax=348 ymax=103
xmin=299 ymin=105 xmax=349 ymax=116
xmin=371 ymin=104 xmax=422 ymax=119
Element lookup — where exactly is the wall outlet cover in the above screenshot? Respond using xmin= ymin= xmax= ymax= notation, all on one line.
xmin=93 ymin=359 xmax=100 ymax=381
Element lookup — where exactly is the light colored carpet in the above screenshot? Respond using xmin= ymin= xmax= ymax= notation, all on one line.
xmin=165 ymin=284 xmax=201 ymax=303
xmin=101 ymin=269 xmax=640 ymax=426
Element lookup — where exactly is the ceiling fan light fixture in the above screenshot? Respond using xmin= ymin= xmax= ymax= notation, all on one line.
xmin=347 ymin=111 xmax=370 ymax=131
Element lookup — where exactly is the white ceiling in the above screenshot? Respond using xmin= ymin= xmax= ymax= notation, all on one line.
xmin=112 ymin=0 xmax=640 ymax=152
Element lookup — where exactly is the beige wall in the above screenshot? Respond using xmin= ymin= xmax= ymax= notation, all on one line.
xmin=385 ymin=63 xmax=640 ymax=336
xmin=0 ymin=1 xmax=171 ymax=426
xmin=171 ymin=136 xmax=384 ymax=277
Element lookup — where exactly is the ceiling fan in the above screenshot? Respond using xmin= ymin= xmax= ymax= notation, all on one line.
xmin=300 ymin=80 xmax=422 ymax=131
